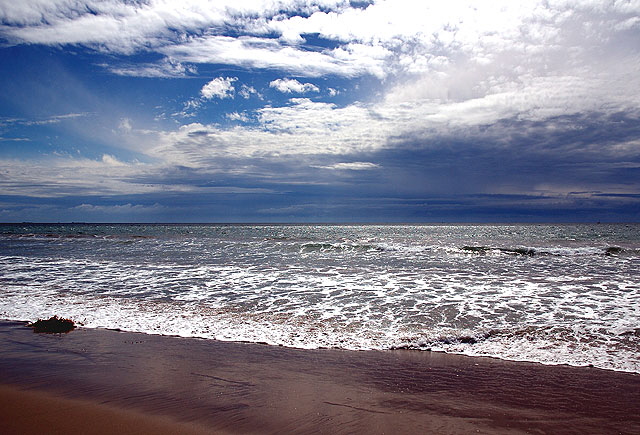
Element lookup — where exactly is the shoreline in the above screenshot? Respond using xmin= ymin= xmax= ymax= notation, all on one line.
xmin=7 ymin=316 xmax=637 ymax=375
xmin=1 ymin=320 xmax=639 ymax=434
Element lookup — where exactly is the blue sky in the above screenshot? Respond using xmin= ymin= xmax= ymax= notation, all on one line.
xmin=0 ymin=0 xmax=639 ymax=222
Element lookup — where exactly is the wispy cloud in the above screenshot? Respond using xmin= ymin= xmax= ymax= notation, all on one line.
xmin=0 ymin=113 xmax=90 ymax=127
xmin=161 ymin=34 xmax=384 ymax=78
xmin=0 ymin=137 xmax=30 ymax=142
xmin=105 ymin=59 xmax=197 ymax=78
xmin=226 ymin=112 xmax=250 ymax=122
xmin=239 ymin=84 xmax=260 ymax=99
xmin=314 ymin=162 xmax=380 ymax=170
xmin=0 ymin=155 xmax=278 ymax=199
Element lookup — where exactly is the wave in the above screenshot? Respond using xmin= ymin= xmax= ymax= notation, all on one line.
xmin=460 ymin=245 xmax=639 ymax=257
xmin=2 ymin=286 xmax=638 ymax=373
xmin=299 ymin=242 xmax=386 ymax=253
xmin=393 ymin=324 xmax=640 ymax=351
xmin=461 ymin=246 xmax=535 ymax=256
xmin=389 ymin=325 xmax=640 ymax=372
xmin=1 ymin=231 xmax=154 ymax=241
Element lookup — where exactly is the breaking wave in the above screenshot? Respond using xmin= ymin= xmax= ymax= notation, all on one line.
xmin=460 ymin=245 xmax=639 ymax=257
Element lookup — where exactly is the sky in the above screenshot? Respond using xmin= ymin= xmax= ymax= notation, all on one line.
xmin=0 ymin=0 xmax=639 ymax=223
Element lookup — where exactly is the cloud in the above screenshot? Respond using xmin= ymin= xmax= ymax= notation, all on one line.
xmin=118 ymin=118 xmax=132 ymax=133
xmin=161 ymin=34 xmax=384 ymax=78
xmin=239 ymin=84 xmax=260 ymax=99
xmin=1 ymin=0 xmax=639 ymax=85
xmin=71 ymin=202 xmax=166 ymax=214
xmin=0 ymin=153 xmax=279 ymax=199
xmin=0 ymin=0 xmax=228 ymax=53
xmin=226 ymin=112 xmax=250 ymax=122
xmin=314 ymin=162 xmax=380 ymax=170
xmin=1 ymin=1 xmax=640 ymax=221
xmin=101 ymin=154 xmax=126 ymax=166
xmin=106 ymin=59 xmax=197 ymax=78
xmin=148 ymin=99 xmax=388 ymax=164
xmin=0 ymin=137 xmax=30 ymax=142
xmin=127 ymin=91 xmax=640 ymax=206
xmin=269 ymin=78 xmax=320 ymax=94
xmin=0 ymin=156 xmax=153 ymax=197
xmin=201 ymin=77 xmax=237 ymax=100
xmin=1 ymin=105 xmax=638 ymax=221
xmin=0 ymin=1 xmax=388 ymax=77
xmin=0 ymin=113 xmax=90 ymax=127
xmin=143 ymin=89 xmax=640 ymax=170
xmin=0 ymin=201 xmax=170 ymax=223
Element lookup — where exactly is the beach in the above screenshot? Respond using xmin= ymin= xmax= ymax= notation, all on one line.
xmin=1 ymin=321 xmax=638 ymax=434
xmin=3 ymin=0 xmax=640 ymax=431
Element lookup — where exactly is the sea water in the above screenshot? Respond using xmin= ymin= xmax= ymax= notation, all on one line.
xmin=1 ymin=223 xmax=638 ymax=372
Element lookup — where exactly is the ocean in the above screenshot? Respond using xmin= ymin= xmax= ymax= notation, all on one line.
xmin=1 ymin=223 xmax=638 ymax=373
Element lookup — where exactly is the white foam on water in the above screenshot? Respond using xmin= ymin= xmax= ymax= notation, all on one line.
xmin=2 ymin=252 xmax=639 ymax=373
xmin=3 ymin=285 xmax=639 ymax=373
xmin=1 ymin=223 xmax=639 ymax=374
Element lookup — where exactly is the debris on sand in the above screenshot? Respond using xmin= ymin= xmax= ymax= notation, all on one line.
xmin=28 ymin=316 xmax=76 ymax=333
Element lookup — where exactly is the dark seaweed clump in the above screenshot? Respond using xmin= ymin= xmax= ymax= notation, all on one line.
xmin=28 ymin=316 xmax=76 ymax=333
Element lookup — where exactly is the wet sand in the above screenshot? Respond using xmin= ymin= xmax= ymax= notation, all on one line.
xmin=0 ymin=320 xmax=638 ymax=434
xmin=0 ymin=384 xmax=213 ymax=435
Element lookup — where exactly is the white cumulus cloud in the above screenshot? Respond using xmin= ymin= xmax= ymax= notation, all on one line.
xmin=201 ymin=77 xmax=237 ymax=99
xmin=269 ymin=78 xmax=320 ymax=94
